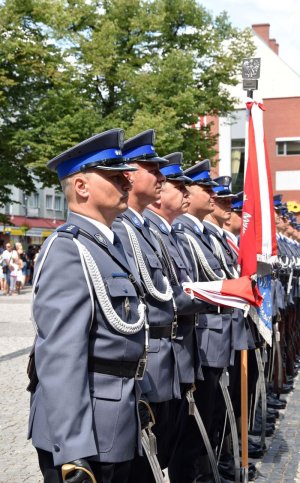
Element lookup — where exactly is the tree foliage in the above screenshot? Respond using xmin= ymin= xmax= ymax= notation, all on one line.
xmin=0 ymin=0 xmax=254 ymax=204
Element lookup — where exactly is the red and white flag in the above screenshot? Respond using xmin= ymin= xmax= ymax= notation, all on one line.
xmin=238 ymin=101 xmax=277 ymax=276
xmin=183 ymin=276 xmax=263 ymax=312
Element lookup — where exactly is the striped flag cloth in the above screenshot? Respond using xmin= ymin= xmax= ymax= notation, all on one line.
xmin=183 ymin=276 xmax=263 ymax=312
xmin=238 ymin=100 xmax=277 ymax=275
xmin=238 ymin=100 xmax=277 ymax=345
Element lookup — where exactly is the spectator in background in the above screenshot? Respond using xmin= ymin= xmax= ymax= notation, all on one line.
xmin=15 ymin=242 xmax=29 ymax=288
xmin=2 ymin=242 xmax=18 ymax=295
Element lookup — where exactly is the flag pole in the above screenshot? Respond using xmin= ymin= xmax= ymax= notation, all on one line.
xmin=240 ymin=58 xmax=261 ymax=483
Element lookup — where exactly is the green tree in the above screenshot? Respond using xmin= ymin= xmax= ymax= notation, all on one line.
xmin=0 ymin=0 xmax=254 ymax=207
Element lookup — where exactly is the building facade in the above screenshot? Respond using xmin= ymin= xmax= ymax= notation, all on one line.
xmin=0 ymin=184 xmax=66 ymax=247
xmin=217 ymin=24 xmax=300 ymax=209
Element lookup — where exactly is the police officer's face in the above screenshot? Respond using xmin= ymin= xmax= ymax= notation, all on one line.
xmin=187 ymin=184 xmax=215 ymax=217
xmin=212 ymin=197 xmax=232 ymax=223
xmin=72 ymin=169 xmax=132 ymax=224
xmin=227 ymin=211 xmax=242 ymax=235
xmin=126 ymin=162 xmax=165 ymax=204
xmin=160 ymin=180 xmax=190 ymax=217
xmin=275 ymin=211 xmax=285 ymax=230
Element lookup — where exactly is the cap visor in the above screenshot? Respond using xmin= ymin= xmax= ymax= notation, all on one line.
xmin=193 ymin=180 xmax=218 ymax=186
xmin=127 ymin=156 xmax=169 ymax=167
xmin=94 ymin=163 xmax=138 ymax=172
xmin=167 ymin=175 xmax=193 ymax=183
xmin=215 ymin=193 xmax=237 ymax=198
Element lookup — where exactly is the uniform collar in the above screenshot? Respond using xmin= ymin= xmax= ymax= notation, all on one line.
xmin=185 ymin=213 xmax=204 ymax=232
xmin=73 ymin=212 xmax=114 ymax=244
xmin=128 ymin=207 xmax=145 ymax=225
xmin=149 ymin=211 xmax=171 ymax=233
xmin=205 ymin=219 xmax=223 ymax=236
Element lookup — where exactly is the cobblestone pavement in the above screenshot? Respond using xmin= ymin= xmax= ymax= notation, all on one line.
xmin=1 ymin=287 xmax=300 ymax=482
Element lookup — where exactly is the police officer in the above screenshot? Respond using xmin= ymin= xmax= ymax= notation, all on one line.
xmin=28 ymin=129 xmax=147 ymax=483
xmin=145 ymin=152 xmax=201 ymax=389
xmin=112 ymin=133 xmax=205 ymax=482
xmin=204 ymin=177 xmax=258 ymax=480
xmin=172 ymin=160 xmax=233 ymax=483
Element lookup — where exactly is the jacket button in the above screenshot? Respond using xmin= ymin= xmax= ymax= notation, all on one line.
xmin=54 ymin=444 xmax=60 ymax=452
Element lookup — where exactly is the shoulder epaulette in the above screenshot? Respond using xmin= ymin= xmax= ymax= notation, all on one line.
xmin=57 ymin=224 xmax=80 ymax=237
xmin=173 ymin=222 xmax=184 ymax=232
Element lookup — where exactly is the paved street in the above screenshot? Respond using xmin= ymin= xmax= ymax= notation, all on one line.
xmin=1 ymin=288 xmax=300 ymax=482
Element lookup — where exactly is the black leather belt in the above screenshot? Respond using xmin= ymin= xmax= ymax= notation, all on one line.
xmin=88 ymin=356 xmax=139 ymax=378
xmin=150 ymin=324 xmax=172 ymax=339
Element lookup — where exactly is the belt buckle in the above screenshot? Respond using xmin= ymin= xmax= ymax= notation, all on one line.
xmin=135 ymin=357 xmax=147 ymax=380
xmin=171 ymin=320 xmax=177 ymax=339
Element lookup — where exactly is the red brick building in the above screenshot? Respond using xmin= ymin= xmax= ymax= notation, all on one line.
xmin=216 ymin=24 xmax=300 ymax=211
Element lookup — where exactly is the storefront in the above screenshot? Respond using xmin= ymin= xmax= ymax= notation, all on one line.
xmin=0 ymin=216 xmax=65 ymax=248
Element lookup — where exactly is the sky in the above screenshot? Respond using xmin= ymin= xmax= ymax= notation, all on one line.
xmin=200 ymin=0 xmax=300 ymax=77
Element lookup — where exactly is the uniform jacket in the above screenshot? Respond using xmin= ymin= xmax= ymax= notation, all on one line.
xmin=173 ymin=214 xmax=232 ymax=369
xmin=28 ymin=212 xmax=145 ymax=466
xmin=144 ymin=208 xmax=202 ymax=384
xmin=113 ymin=209 xmax=204 ymax=400
xmin=204 ymin=220 xmax=250 ymax=352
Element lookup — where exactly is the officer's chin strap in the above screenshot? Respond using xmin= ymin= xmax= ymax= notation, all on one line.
xmin=140 ymin=402 xmax=164 ymax=483
xmin=186 ymin=385 xmax=221 ymax=483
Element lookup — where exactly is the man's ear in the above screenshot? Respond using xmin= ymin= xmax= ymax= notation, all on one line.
xmin=74 ymin=174 xmax=89 ymax=199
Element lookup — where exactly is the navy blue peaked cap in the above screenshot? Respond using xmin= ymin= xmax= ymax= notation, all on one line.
xmin=231 ymin=191 xmax=244 ymax=211
xmin=183 ymin=160 xmax=217 ymax=186
xmin=47 ymin=128 xmax=137 ymax=180
xmin=160 ymin=152 xmax=192 ymax=183
xmin=123 ymin=130 xmax=168 ymax=166
xmin=212 ymin=176 xmax=236 ymax=198
xmin=273 ymin=194 xmax=283 ymax=209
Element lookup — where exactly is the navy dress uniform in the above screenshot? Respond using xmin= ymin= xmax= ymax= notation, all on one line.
xmin=144 ymin=152 xmax=205 ymax=479
xmin=27 ymin=129 xmax=147 ymax=483
xmin=204 ymin=176 xmax=250 ymax=354
xmin=169 ymin=161 xmax=235 ymax=482
xmin=144 ymin=152 xmax=202 ymax=387
xmin=113 ymin=135 xmax=205 ymax=482
xmin=203 ymin=177 xmax=253 ymax=474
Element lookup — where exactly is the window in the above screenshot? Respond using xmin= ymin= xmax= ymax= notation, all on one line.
xmin=28 ymin=193 xmax=39 ymax=209
xmin=54 ymin=196 xmax=61 ymax=211
xmin=231 ymin=139 xmax=245 ymax=193
xmin=46 ymin=195 xmax=53 ymax=210
xmin=276 ymin=138 xmax=300 ymax=156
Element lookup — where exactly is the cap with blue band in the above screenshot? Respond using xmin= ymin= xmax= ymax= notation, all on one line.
xmin=47 ymin=128 xmax=137 ymax=180
xmin=212 ymin=176 xmax=236 ymax=198
xmin=56 ymin=148 xmax=124 ymax=179
xmin=123 ymin=129 xmax=168 ymax=166
xmin=183 ymin=159 xmax=218 ymax=186
xmin=160 ymin=152 xmax=192 ymax=183
xmin=231 ymin=191 xmax=244 ymax=211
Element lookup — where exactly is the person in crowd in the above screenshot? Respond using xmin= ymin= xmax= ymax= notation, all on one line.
xmin=2 ymin=242 xmax=18 ymax=295
xmin=15 ymin=241 xmax=29 ymax=288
